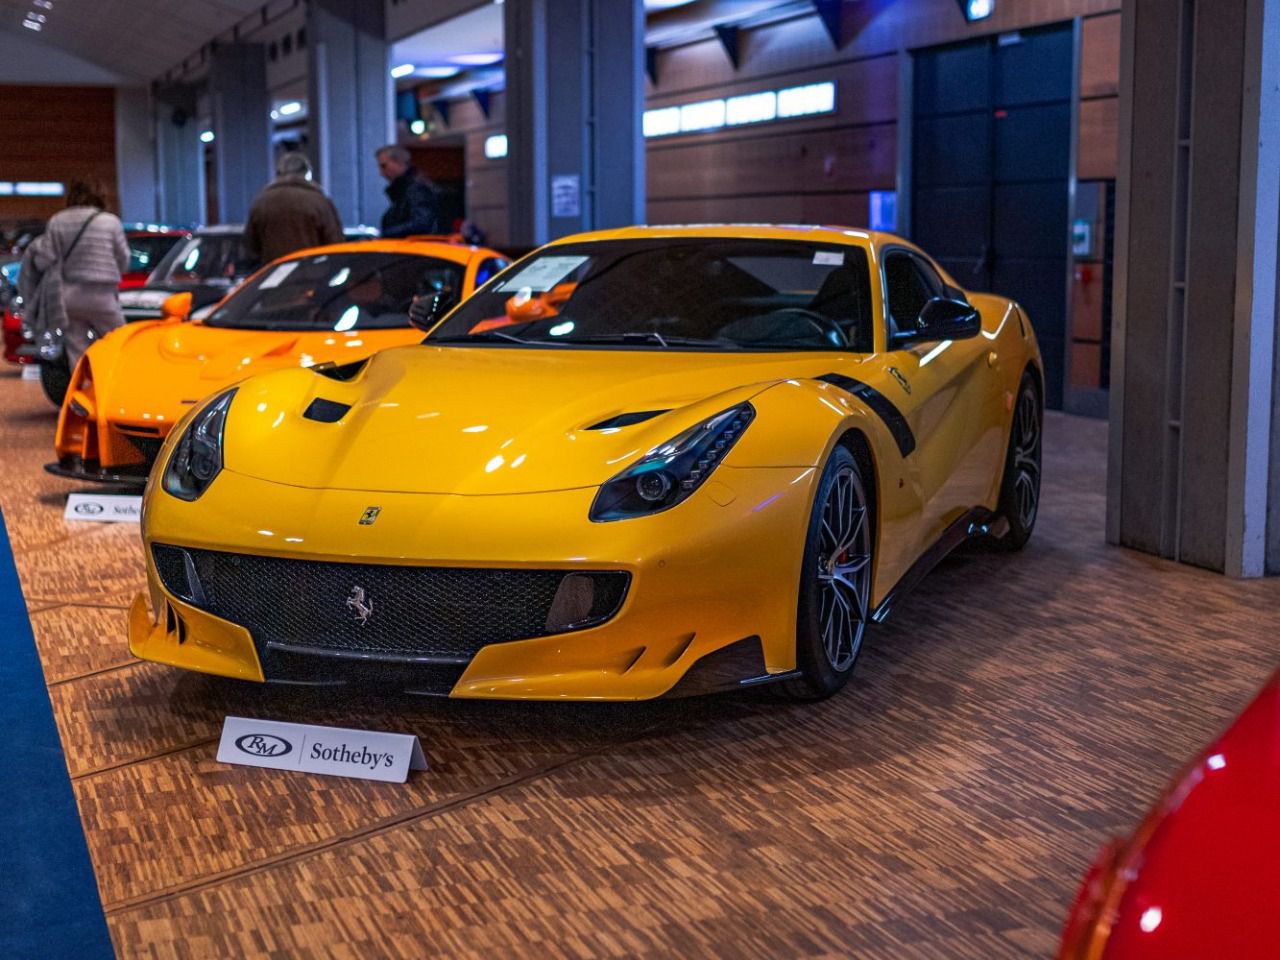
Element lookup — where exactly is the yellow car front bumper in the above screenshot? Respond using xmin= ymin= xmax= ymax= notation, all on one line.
xmin=130 ymin=463 xmax=820 ymax=700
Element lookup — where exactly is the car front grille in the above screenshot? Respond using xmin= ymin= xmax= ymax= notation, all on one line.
xmin=151 ymin=544 xmax=629 ymax=664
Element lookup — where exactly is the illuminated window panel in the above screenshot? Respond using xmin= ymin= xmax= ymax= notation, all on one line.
xmin=776 ymin=82 xmax=836 ymax=119
xmin=644 ymin=81 xmax=836 ymax=137
xmin=642 ymin=107 xmax=680 ymax=137
xmin=678 ymin=99 xmax=726 ymax=133
xmin=726 ymin=91 xmax=777 ymax=126
xmin=0 ymin=181 xmax=65 ymax=196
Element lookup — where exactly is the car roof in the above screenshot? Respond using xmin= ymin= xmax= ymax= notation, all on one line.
xmin=265 ymin=238 xmax=498 ymax=265
xmin=547 ymin=223 xmax=909 ymax=250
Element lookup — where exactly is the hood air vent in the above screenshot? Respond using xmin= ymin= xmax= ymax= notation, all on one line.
xmin=313 ymin=358 xmax=369 ymax=381
xmin=585 ymin=410 xmax=669 ymax=431
xmin=303 ymin=398 xmax=351 ymax=423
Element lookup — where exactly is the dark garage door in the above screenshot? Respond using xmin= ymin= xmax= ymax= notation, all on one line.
xmin=912 ymin=23 xmax=1073 ymax=409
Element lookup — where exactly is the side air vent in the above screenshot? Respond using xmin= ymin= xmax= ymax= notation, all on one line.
xmin=303 ymin=398 xmax=351 ymax=423
xmin=313 ymin=358 xmax=369 ymax=381
xmin=585 ymin=410 xmax=669 ymax=430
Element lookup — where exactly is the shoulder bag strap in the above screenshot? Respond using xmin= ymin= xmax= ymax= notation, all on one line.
xmin=59 ymin=209 xmax=103 ymax=266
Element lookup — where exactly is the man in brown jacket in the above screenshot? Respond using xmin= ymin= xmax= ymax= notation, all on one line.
xmin=245 ymin=152 xmax=344 ymax=266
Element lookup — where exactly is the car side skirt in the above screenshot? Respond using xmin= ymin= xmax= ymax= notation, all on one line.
xmin=870 ymin=506 xmax=1005 ymax=624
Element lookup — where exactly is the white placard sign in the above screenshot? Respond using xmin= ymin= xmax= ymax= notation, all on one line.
xmin=64 ymin=493 xmax=142 ymax=523
xmin=551 ymin=173 xmax=581 ymax=218
xmin=217 ymin=716 xmax=428 ymax=784
xmin=21 ymin=364 xmax=41 ymax=381
xmin=497 ymin=255 xmax=588 ymax=293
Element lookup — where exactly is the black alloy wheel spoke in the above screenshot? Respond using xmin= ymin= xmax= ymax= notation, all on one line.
xmin=816 ymin=465 xmax=871 ymax=673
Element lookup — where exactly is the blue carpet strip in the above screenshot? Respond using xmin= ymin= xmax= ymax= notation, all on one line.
xmin=0 ymin=509 xmax=114 ymax=959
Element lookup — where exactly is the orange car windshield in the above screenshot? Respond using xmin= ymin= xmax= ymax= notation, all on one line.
xmin=204 ymin=252 xmax=465 ymax=332
xmin=427 ymin=238 xmax=875 ymax=352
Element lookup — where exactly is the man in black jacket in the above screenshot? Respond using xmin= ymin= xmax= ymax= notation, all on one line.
xmin=375 ymin=145 xmax=440 ymax=237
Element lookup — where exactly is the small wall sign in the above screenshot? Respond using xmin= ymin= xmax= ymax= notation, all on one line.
xmin=551 ymin=174 xmax=581 ymax=218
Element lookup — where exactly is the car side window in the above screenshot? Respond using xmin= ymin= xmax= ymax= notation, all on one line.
xmin=474 ymin=257 xmax=509 ymax=288
xmin=910 ymin=255 xmax=946 ymax=300
xmin=884 ymin=253 xmax=935 ymax=333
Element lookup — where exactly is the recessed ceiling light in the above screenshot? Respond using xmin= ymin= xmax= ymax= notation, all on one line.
xmin=450 ymin=53 xmax=503 ymax=66
xmin=278 ymin=101 xmax=303 ymax=116
xmin=414 ymin=66 xmax=461 ymax=79
xmin=199 ymin=130 xmax=215 ymax=143
xmin=409 ymin=119 xmax=426 ymax=135
xmin=390 ymin=63 xmax=415 ymax=79
xmin=21 ymin=17 xmax=42 ymax=30
xmin=958 ymin=0 xmax=994 ymax=20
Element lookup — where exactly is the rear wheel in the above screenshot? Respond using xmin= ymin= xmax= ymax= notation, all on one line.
xmin=783 ymin=445 xmax=874 ymax=700
xmin=994 ymin=372 xmax=1042 ymax=550
xmin=40 ymin=355 xmax=70 ymax=407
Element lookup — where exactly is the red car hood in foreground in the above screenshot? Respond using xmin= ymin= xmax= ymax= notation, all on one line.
xmin=1059 ymin=669 xmax=1280 ymax=958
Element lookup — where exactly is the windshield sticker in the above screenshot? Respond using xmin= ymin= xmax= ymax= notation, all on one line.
xmin=259 ymin=261 xmax=301 ymax=289
xmin=497 ymin=255 xmax=588 ymax=293
xmin=813 ymin=250 xmax=845 ymax=266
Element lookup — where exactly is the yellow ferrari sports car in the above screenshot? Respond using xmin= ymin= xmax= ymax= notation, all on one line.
xmin=130 ymin=225 xmax=1042 ymax=701
xmin=50 ymin=239 xmax=509 ymax=484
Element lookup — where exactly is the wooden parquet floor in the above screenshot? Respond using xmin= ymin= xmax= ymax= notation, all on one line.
xmin=2 ymin=363 xmax=1278 ymax=959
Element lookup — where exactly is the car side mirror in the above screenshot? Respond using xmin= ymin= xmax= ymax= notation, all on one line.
xmin=408 ymin=287 xmax=459 ymax=332
xmin=893 ymin=296 xmax=981 ymax=347
xmin=161 ymin=291 xmax=193 ymax=321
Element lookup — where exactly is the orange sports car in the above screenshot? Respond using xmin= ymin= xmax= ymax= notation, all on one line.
xmin=50 ymin=239 xmax=508 ymax=484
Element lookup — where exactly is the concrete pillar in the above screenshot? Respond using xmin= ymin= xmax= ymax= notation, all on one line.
xmin=306 ymin=0 xmax=393 ymax=227
xmin=152 ymin=83 xmax=204 ymax=226
xmin=208 ymin=43 xmax=271 ymax=224
xmin=504 ymin=0 xmax=645 ymax=247
xmin=114 ymin=87 xmax=157 ymax=224
xmin=1108 ymin=0 xmax=1280 ymax=575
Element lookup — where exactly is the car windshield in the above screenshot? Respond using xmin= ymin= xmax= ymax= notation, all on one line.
xmin=127 ymin=234 xmax=183 ymax=275
xmin=427 ymin=238 xmax=875 ymax=352
xmin=204 ymin=251 xmax=466 ymax=332
xmin=150 ymin=235 xmax=252 ymax=287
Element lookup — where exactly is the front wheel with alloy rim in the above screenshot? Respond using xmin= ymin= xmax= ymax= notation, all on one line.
xmin=994 ymin=371 xmax=1043 ymax=550
xmin=784 ymin=444 xmax=874 ymax=700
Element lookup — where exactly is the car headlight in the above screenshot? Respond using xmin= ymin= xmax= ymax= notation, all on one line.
xmin=162 ymin=388 xmax=236 ymax=501
xmin=590 ymin=402 xmax=755 ymax=522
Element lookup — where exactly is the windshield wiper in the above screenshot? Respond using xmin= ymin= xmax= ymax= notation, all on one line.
xmin=430 ymin=329 xmax=530 ymax=344
xmin=558 ymin=332 xmax=730 ymax=349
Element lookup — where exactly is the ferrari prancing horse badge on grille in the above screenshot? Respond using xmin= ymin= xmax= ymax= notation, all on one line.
xmin=359 ymin=506 xmax=381 ymax=525
xmin=346 ymin=586 xmax=374 ymax=626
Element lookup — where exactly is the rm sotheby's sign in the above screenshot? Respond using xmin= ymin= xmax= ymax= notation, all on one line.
xmin=217 ymin=716 xmax=428 ymax=784
xmin=64 ymin=493 xmax=142 ymax=523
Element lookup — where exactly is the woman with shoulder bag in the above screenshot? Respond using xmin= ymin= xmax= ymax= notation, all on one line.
xmin=20 ymin=180 xmax=130 ymax=404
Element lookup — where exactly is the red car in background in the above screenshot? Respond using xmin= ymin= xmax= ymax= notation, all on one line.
xmin=2 ymin=257 xmax=25 ymax=364
xmin=1058 ymin=669 xmax=1280 ymax=958
xmin=2 ymin=227 xmax=188 ymax=364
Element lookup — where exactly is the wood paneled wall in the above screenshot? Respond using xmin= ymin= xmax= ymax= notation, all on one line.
xmin=417 ymin=91 xmax=509 ymax=248
xmin=1072 ymin=11 xmax=1121 ymax=389
xmin=443 ymin=2 xmax=1121 ymax=251
xmin=0 ymin=85 xmax=118 ymax=222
